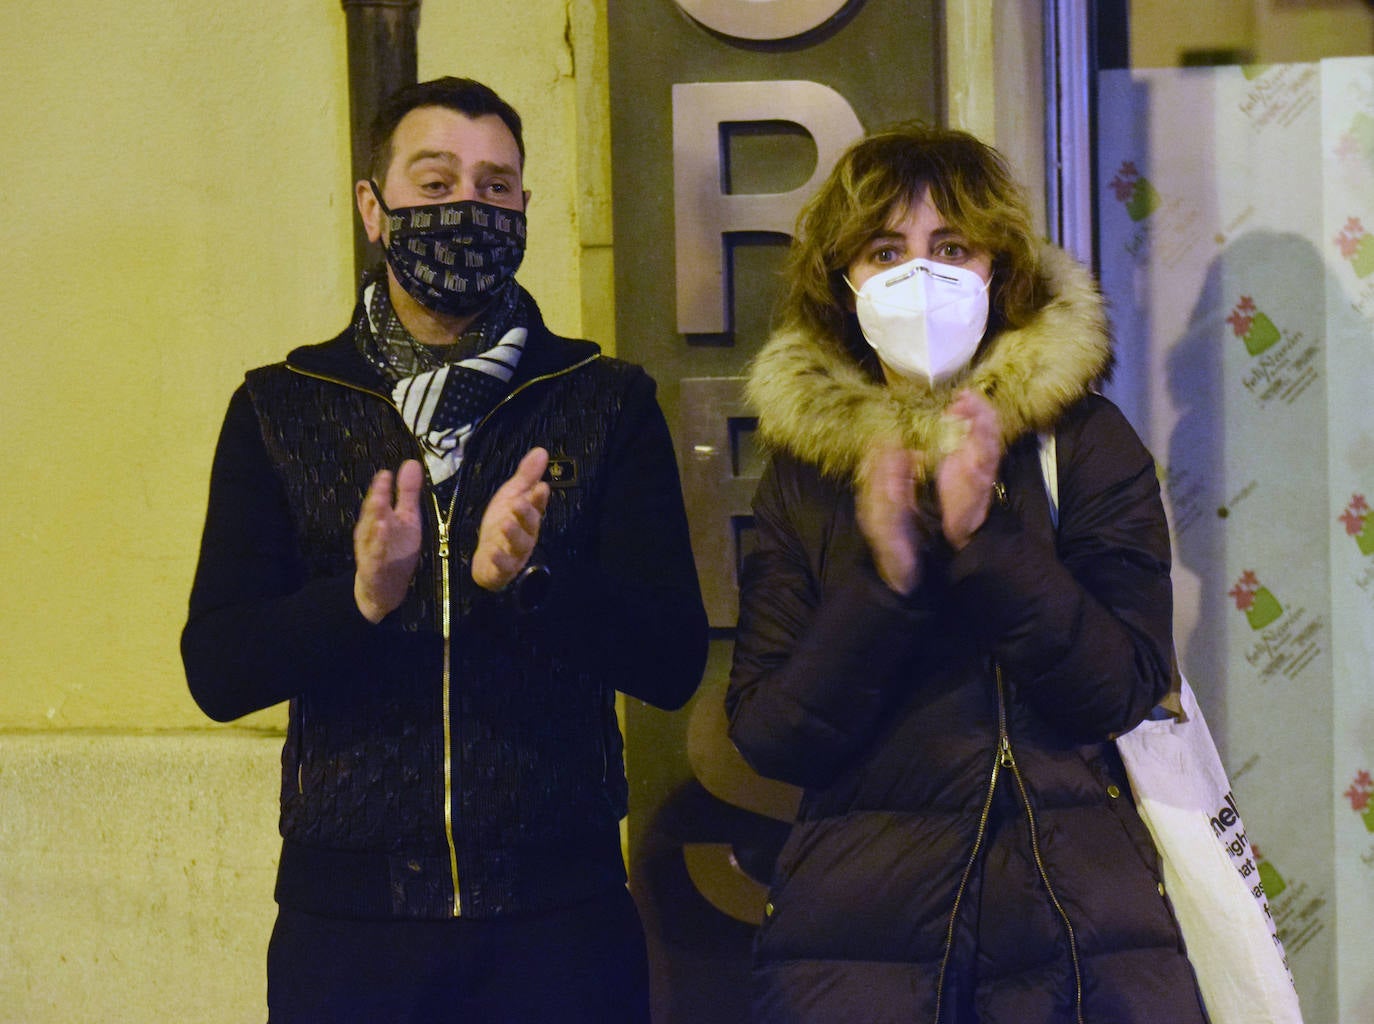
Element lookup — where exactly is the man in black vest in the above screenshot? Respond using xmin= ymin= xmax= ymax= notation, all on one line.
xmin=182 ymin=76 xmax=708 ymax=1023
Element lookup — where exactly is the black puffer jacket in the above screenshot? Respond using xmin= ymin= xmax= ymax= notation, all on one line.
xmin=183 ymin=300 xmax=707 ymax=921
xmin=726 ymin=246 xmax=1208 ymax=1023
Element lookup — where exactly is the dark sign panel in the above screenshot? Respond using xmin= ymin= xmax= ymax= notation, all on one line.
xmin=608 ymin=2 xmax=941 ymax=1018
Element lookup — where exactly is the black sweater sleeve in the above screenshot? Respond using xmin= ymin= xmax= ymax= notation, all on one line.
xmin=180 ymin=385 xmax=390 ymax=722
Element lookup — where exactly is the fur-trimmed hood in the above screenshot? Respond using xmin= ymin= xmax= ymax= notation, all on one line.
xmin=746 ymin=244 xmax=1111 ymax=484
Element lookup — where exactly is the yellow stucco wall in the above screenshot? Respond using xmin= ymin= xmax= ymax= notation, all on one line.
xmin=0 ymin=2 xmax=352 ymax=731
xmin=0 ymin=0 xmax=608 ymax=734
xmin=0 ymin=2 xmax=613 ymax=1019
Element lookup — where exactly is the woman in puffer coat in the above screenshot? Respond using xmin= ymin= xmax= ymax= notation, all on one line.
xmin=725 ymin=124 xmax=1209 ymax=1023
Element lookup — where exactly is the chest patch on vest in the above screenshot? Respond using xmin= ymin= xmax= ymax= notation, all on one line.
xmin=545 ymin=457 xmax=579 ymax=488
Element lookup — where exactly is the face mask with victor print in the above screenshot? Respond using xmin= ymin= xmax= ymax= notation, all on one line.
xmin=370 ymin=180 xmax=526 ymax=317
xmin=848 ymin=257 xmax=990 ymax=384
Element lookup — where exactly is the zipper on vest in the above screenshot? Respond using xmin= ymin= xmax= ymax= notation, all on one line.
xmin=431 ymin=352 xmax=601 ymax=918
xmin=286 ymin=352 xmax=603 ymax=920
xmin=994 ymin=664 xmax=1086 ymax=1024
xmin=435 ymin=502 xmax=462 ymax=917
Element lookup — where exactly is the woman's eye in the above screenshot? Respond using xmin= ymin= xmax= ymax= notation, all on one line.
xmin=873 ymin=246 xmax=900 ymax=263
xmin=937 ymin=241 xmax=968 ymax=261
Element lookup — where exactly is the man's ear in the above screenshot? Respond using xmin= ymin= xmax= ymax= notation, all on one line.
xmin=356 ymin=180 xmax=385 ymax=244
xmin=522 ymin=188 xmax=531 ymax=211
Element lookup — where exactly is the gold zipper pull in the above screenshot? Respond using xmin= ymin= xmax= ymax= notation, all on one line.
xmin=436 ymin=518 xmax=450 ymax=560
xmin=1000 ymin=735 xmax=1015 ymax=768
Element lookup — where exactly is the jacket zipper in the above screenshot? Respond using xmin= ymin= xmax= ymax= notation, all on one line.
xmin=288 ymin=352 xmax=600 ymax=919
xmin=932 ymin=701 xmax=1004 ymax=1023
xmin=932 ymin=663 xmax=1085 ymax=1023
xmin=995 ymin=663 xmax=1086 ymax=1024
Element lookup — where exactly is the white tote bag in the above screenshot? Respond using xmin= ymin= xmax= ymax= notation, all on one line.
xmin=1115 ymin=679 xmax=1303 ymax=1024
xmin=1039 ymin=434 xmax=1303 ymax=1024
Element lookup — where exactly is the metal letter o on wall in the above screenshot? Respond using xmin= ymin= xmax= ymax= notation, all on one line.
xmin=673 ymin=0 xmax=849 ymax=41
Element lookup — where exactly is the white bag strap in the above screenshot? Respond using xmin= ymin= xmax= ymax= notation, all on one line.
xmin=1038 ymin=431 xmax=1058 ymax=529
xmin=1040 ymin=429 xmax=1183 ymax=723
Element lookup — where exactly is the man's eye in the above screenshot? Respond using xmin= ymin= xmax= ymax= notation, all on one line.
xmin=487 ymin=181 xmax=509 ymax=194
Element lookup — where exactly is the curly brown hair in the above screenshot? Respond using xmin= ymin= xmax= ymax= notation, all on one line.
xmin=778 ymin=123 xmax=1048 ymax=361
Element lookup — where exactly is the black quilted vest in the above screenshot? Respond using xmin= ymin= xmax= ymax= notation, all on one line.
xmin=242 ymin=326 xmax=639 ymax=919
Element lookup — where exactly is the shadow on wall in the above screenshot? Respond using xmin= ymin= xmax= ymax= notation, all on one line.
xmin=630 ymin=662 xmax=796 ymax=1024
xmin=1166 ymin=228 xmax=1362 ymax=758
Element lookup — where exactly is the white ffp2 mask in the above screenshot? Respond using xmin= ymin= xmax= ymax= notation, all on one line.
xmin=848 ymin=258 xmax=990 ymax=384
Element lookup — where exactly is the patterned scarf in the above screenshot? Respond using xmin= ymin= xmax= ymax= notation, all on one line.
xmin=357 ymin=275 xmax=530 ymax=486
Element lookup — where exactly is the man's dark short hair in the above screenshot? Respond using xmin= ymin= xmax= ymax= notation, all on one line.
xmin=367 ymin=76 xmax=525 ymax=182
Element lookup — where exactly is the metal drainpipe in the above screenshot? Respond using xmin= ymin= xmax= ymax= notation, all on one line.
xmin=340 ymin=0 xmax=422 ymax=281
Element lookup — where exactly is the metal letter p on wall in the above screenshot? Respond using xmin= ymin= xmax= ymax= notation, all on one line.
xmin=672 ymin=81 xmax=862 ymax=335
